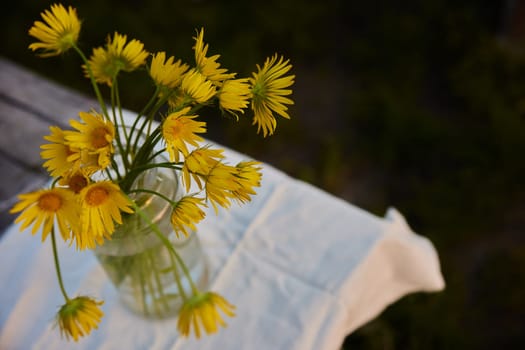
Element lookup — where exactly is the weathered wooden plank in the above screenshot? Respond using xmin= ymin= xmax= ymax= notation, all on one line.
xmin=0 ymin=152 xmax=47 ymax=202
xmin=0 ymin=57 xmax=97 ymax=126
xmin=0 ymin=57 xmax=101 ymax=235
xmin=0 ymin=153 xmax=48 ymax=232
xmin=0 ymin=100 xmax=53 ymax=166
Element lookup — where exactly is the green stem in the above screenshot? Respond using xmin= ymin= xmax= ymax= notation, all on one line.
xmin=71 ymin=44 xmax=109 ymax=119
xmin=105 ymin=167 xmax=115 ymax=182
xmin=111 ymin=78 xmax=129 ymax=172
xmin=114 ymin=79 xmax=129 ymax=143
xmin=119 ymin=161 xmax=183 ymax=193
xmin=131 ymin=126 xmax=161 ymax=166
xmin=126 ymin=87 xmax=160 ymax=157
xmin=51 ymin=228 xmax=70 ymax=302
xmin=132 ymin=100 xmax=164 ymax=156
xmin=120 ymin=128 xmax=166 ymax=192
xmin=167 ymin=248 xmax=187 ymax=300
xmin=131 ymin=87 xmax=177 ymax=158
xmin=128 ymin=188 xmax=178 ymax=206
xmin=146 ymin=149 xmax=171 ymax=164
xmin=129 ymin=199 xmax=198 ymax=298
xmin=147 ymin=249 xmax=170 ymax=312
xmin=133 ymin=162 xmax=183 ymax=174
xmin=143 ymin=255 xmax=162 ymax=316
xmin=137 ymin=261 xmax=150 ymax=316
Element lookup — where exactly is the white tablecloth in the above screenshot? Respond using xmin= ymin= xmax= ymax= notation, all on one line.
xmin=0 ymin=138 xmax=444 ymax=350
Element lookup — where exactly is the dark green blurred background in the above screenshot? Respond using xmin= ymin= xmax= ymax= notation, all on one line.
xmin=2 ymin=0 xmax=524 ymax=348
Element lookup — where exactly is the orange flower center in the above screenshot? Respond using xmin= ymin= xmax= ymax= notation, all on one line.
xmin=85 ymin=186 xmax=109 ymax=206
xmin=68 ymin=174 xmax=88 ymax=193
xmin=66 ymin=145 xmax=76 ymax=157
xmin=91 ymin=127 xmax=110 ymax=149
xmin=168 ymin=120 xmax=183 ymax=138
xmin=38 ymin=192 xmax=63 ymax=212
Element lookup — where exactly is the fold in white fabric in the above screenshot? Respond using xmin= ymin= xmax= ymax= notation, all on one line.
xmin=0 ymin=116 xmax=444 ymax=349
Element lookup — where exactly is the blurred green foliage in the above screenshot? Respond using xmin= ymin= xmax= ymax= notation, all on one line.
xmin=2 ymin=0 xmax=524 ymax=348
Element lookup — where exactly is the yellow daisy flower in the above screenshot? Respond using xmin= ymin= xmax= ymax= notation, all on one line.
xmin=68 ymin=149 xmax=108 ymax=177
xmin=182 ymin=147 xmax=224 ymax=192
xmin=170 ymin=196 xmax=207 ymax=238
xmin=40 ymin=126 xmax=79 ymax=178
xmin=218 ymin=78 xmax=251 ymax=116
xmin=84 ymin=46 xmax=112 ymax=86
xmin=66 ymin=111 xmax=115 ymax=169
xmin=205 ymin=163 xmax=239 ymax=212
xmin=162 ymin=107 xmax=206 ymax=163
xmin=10 ymin=188 xmax=80 ymax=242
xmin=85 ymin=32 xmax=148 ymax=86
xmin=28 ymin=4 xmax=81 ymax=57
xmin=201 ymin=161 xmax=262 ymax=212
xmin=78 ymin=181 xmax=133 ymax=250
xmin=193 ymin=28 xmax=236 ymax=85
xmin=181 ymin=69 xmax=217 ymax=104
xmin=177 ymin=291 xmax=235 ymax=339
xmin=149 ymin=51 xmax=189 ymax=89
xmin=232 ymin=161 xmax=262 ymax=204
xmin=56 ymin=296 xmax=104 ymax=342
xmin=249 ymin=54 xmax=295 ymax=137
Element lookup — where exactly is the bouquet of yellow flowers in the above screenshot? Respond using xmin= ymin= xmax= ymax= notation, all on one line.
xmin=10 ymin=3 xmax=294 ymax=342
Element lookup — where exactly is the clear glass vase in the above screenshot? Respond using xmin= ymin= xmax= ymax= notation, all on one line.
xmin=93 ymin=157 xmax=208 ymax=318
